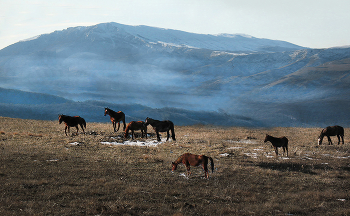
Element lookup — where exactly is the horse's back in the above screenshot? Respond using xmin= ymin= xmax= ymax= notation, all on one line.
xmin=127 ymin=121 xmax=145 ymax=129
xmin=183 ymin=153 xmax=206 ymax=166
xmin=158 ymin=120 xmax=174 ymax=131
xmin=324 ymin=125 xmax=344 ymax=136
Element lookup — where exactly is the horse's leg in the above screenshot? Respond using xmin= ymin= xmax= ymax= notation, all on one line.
xmin=337 ymin=135 xmax=340 ymax=145
xmin=80 ymin=124 xmax=85 ymax=134
xmin=113 ymin=121 xmax=116 ymax=132
xmin=166 ymin=130 xmax=170 ymax=141
xmin=203 ymin=163 xmax=209 ymax=178
xmin=65 ymin=126 xmax=68 ymax=136
xmin=123 ymin=119 xmax=126 ymax=131
xmin=274 ymin=146 xmax=278 ymax=156
xmin=327 ymin=136 xmax=332 ymax=145
xmin=156 ymin=131 xmax=161 ymax=141
xmin=341 ymin=135 xmax=344 ymax=144
xmin=186 ymin=163 xmax=191 ymax=176
xmin=116 ymin=122 xmax=120 ymax=132
xmin=75 ymin=126 xmax=79 ymax=135
xmin=131 ymin=130 xmax=134 ymax=139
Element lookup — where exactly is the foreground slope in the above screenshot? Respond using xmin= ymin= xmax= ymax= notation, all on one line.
xmin=0 ymin=117 xmax=349 ymax=215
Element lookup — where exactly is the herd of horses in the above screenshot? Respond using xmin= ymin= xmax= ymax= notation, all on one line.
xmin=58 ymin=108 xmax=345 ymax=179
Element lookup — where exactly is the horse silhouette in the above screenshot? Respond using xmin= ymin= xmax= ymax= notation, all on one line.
xmin=58 ymin=115 xmax=86 ymax=136
xmin=318 ymin=125 xmax=344 ymax=145
xmin=145 ymin=117 xmax=175 ymax=141
xmin=172 ymin=153 xmax=214 ymax=179
xmin=264 ymin=134 xmax=288 ymax=157
xmin=104 ymin=108 xmax=126 ymax=132
xmin=125 ymin=121 xmax=147 ymax=139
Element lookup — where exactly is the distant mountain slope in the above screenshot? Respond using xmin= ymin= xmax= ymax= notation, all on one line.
xmin=0 ymin=22 xmax=349 ymax=127
xmin=0 ymin=88 xmax=71 ymax=105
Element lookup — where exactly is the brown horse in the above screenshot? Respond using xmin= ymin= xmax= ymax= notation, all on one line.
xmin=125 ymin=121 xmax=147 ymax=139
xmin=58 ymin=115 xmax=86 ymax=136
xmin=264 ymin=134 xmax=288 ymax=157
xmin=318 ymin=125 xmax=344 ymax=145
xmin=145 ymin=117 xmax=175 ymax=141
xmin=104 ymin=108 xmax=126 ymax=132
xmin=172 ymin=153 xmax=214 ymax=179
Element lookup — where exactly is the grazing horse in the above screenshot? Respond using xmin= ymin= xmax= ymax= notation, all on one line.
xmin=318 ymin=125 xmax=344 ymax=145
xmin=104 ymin=108 xmax=126 ymax=132
xmin=264 ymin=134 xmax=288 ymax=157
xmin=125 ymin=121 xmax=147 ymax=139
xmin=145 ymin=117 xmax=176 ymax=141
xmin=172 ymin=153 xmax=214 ymax=179
xmin=58 ymin=115 xmax=86 ymax=136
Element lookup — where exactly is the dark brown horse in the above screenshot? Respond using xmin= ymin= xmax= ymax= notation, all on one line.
xmin=172 ymin=153 xmax=214 ymax=179
xmin=264 ymin=134 xmax=288 ymax=157
xmin=318 ymin=125 xmax=344 ymax=145
xmin=145 ymin=117 xmax=176 ymax=141
xmin=104 ymin=108 xmax=126 ymax=132
xmin=125 ymin=121 xmax=147 ymax=139
xmin=58 ymin=115 xmax=86 ymax=136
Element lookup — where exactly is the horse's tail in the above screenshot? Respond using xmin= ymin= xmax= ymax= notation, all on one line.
xmin=209 ymin=157 xmax=214 ymax=173
xmin=284 ymin=137 xmax=288 ymax=147
xmin=171 ymin=122 xmax=176 ymax=141
xmin=122 ymin=112 xmax=126 ymax=130
xmin=82 ymin=118 xmax=86 ymax=129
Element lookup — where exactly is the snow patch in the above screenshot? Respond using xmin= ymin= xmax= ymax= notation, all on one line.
xmin=101 ymin=138 xmax=167 ymax=147
xmin=233 ymin=139 xmax=259 ymax=144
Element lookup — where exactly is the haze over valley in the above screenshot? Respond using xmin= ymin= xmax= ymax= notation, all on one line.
xmin=1 ymin=22 xmax=349 ymax=127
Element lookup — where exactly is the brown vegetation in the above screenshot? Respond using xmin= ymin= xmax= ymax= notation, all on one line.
xmin=0 ymin=117 xmax=349 ymax=215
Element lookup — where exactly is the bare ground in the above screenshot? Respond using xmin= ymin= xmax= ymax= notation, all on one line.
xmin=0 ymin=117 xmax=349 ymax=215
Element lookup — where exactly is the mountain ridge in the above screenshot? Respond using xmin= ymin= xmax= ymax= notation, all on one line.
xmin=0 ymin=22 xmax=349 ymax=127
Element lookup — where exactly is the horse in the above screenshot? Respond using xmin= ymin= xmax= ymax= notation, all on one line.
xmin=318 ymin=125 xmax=344 ymax=145
xmin=264 ymin=134 xmax=288 ymax=157
xmin=145 ymin=117 xmax=176 ymax=141
xmin=58 ymin=115 xmax=86 ymax=136
xmin=104 ymin=108 xmax=126 ymax=132
xmin=172 ymin=153 xmax=214 ymax=179
xmin=125 ymin=121 xmax=147 ymax=139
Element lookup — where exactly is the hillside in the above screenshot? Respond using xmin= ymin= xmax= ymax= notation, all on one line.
xmin=0 ymin=22 xmax=350 ymax=127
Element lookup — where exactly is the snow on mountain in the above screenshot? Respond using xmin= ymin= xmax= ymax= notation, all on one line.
xmin=82 ymin=22 xmax=305 ymax=53
xmin=0 ymin=22 xmax=349 ymax=127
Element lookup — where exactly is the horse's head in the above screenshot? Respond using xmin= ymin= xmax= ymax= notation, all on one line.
xmin=318 ymin=133 xmax=324 ymax=145
xmin=171 ymin=162 xmax=177 ymax=171
xmin=104 ymin=108 xmax=108 ymax=116
xmin=264 ymin=134 xmax=269 ymax=143
xmin=145 ymin=117 xmax=151 ymax=125
xmin=58 ymin=115 xmax=63 ymax=124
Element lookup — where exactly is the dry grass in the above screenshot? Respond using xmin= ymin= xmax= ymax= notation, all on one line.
xmin=0 ymin=117 xmax=349 ymax=215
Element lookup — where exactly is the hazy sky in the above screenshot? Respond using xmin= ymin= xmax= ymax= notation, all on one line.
xmin=1 ymin=0 xmax=350 ymax=50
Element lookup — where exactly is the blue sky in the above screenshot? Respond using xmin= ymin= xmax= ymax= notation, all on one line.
xmin=1 ymin=0 xmax=350 ymax=50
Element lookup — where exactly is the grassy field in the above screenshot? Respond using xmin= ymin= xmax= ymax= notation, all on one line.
xmin=0 ymin=116 xmax=349 ymax=215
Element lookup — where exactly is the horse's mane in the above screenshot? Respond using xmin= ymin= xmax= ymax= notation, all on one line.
xmin=125 ymin=122 xmax=132 ymax=131
xmin=174 ymin=154 xmax=184 ymax=164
